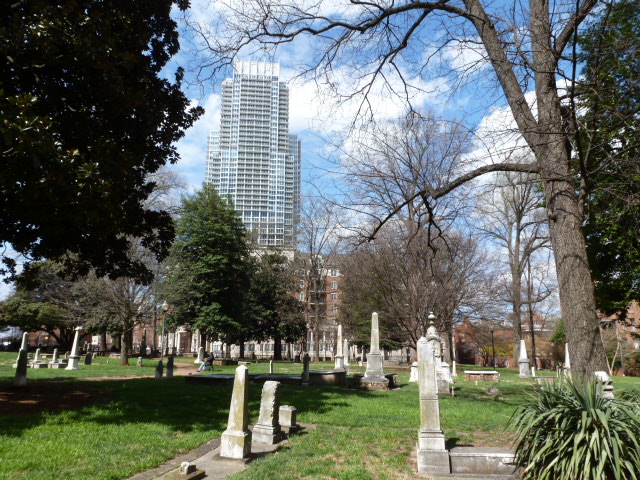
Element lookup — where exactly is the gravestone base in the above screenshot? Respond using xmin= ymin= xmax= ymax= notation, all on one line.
xmin=252 ymin=423 xmax=284 ymax=445
xmin=31 ymin=362 xmax=49 ymax=369
xmin=65 ymin=356 xmax=80 ymax=370
xmin=220 ymin=430 xmax=251 ymax=459
xmin=449 ymin=447 xmax=517 ymax=477
xmin=416 ymin=448 xmax=451 ymax=475
xmin=518 ymin=360 xmax=530 ymax=379
xmin=49 ymin=361 xmax=67 ymax=369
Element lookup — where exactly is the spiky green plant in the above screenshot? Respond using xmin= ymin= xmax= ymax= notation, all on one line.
xmin=509 ymin=378 xmax=640 ymax=480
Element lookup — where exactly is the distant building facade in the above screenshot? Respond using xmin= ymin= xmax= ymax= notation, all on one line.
xmin=206 ymin=61 xmax=301 ymax=248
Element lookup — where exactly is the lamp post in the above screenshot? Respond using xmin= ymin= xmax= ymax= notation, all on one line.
xmin=160 ymin=301 xmax=169 ymax=363
xmin=490 ymin=328 xmax=496 ymax=368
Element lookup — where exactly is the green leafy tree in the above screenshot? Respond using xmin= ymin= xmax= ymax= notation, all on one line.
xmin=246 ymin=250 xmax=306 ymax=360
xmin=577 ymin=0 xmax=640 ymax=315
xmin=0 ymin=0 xmax=202 ymax=282
xmin=161 ymin=185 xmax=251 ymax=352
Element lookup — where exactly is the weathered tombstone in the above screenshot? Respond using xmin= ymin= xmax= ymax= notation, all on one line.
xmin=361 ymin=312 xmax=389 ymax=388
xmin=416 ymin=337 xmax=450 ymax=475
xmin=343 ymin=338 xmax=350 ymax=373
xmin=269 ymin=359 xmax=274 ymax=374
xmin=409 ymin=362 xmax=419 ymax=382
xmin=358 ymin=346 xmax=364 ymax=367
xmin=220 ymin=365 xmax=252 ymax=459
xmin=84 ymin=353 xmax=92 ymax=365
xmin=594 ymin=371 xmax=614 ymax=399
xmin=167 ymin=356 xmax=174 ymax=379
xmin=14 ymin=349 xmax=29 ymax=387
xmin=518 ymin=340 xmax=530 ymax=378
xmin=155 ymin=361 xmax=163 ymax=379
xmin=301 ymin=353 xmax=310 ymax=386
xmin=253 ymin=381 xmax=284 ymax=444
xmin=426 ymin=317 xmax=453 ymax=394
xmin=334 ymin=325 xmax=345 ymax=370
xmin=531 ymin=366 xmax=536 ymax=377
xmin=137 ymin=356 xmax=143 ymax=367
xmin=452 ymin=360 xmax=458 ymax=377
xmin=52 ymin=348 xmax=59 ymax=363
xmin=34 ymin=348 xmax=42 ymax=363
xmin=195 ymin=346 xmax=204 ymax=364
xmin=13 ymin=332 xmax=30 ymax=368
xmin=65 ymin=326 xmax=83 ymax=370
xmin=31 ymin=348 xmax=48 ymax=368
xmin=564 ymin=343 xmax=571 ymax=377
xmin=279 ymin=405 xmax=298 ymax=432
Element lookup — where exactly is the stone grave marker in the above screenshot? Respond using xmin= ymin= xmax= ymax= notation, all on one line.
xmin=155 ymin=360 xmax=163 ymax=379
xmin=334 ymin=324 xmax=345 ymax=370
xmin=518 ymin=340 xmax=530 ymax=378
xmin=220 ymin=365 xmax=252 ymax=459
xmin=65 ymin=326 xmax=82 ymax=370
xmin=361 ymin=312 xmax=388 ymax=388
xmin=279 ymin=405 xmax=298 ymax=433
xmin=14 ymin=349 xmax=28 ymax=387
xmin=253 ymin=380 xmax=283 ymax=444
xmin=137 ymin=356 xmax=143 ymax=367
xmin=167 ymin=356 xmax=174 ymax=379
xmin=195 ymin=346 xmax=204 ymax=364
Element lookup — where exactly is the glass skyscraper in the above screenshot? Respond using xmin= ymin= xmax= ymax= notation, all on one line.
xmin=206 ymin=61 xmax=301 ymax=247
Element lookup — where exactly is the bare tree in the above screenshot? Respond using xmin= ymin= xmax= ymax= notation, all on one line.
xmin=184 ymin=0 xmax=610 ymax=373
xmin=295 ymin=197 xmax=344 ymax=361
xmin=474 ymin=169 xmax=550 ymax=361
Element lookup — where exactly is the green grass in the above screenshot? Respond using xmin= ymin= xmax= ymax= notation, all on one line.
xmin=1 ymin=354 xmax=638 ymax=480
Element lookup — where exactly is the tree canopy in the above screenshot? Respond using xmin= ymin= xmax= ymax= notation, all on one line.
xmin=161 ymin=185 xmax=251 ymax=345
xmin=0 ymin=0 xmax=202 ymax=283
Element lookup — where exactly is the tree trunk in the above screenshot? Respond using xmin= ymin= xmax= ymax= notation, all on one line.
xmin=121 ymin=320 xmax=132 ymax=366
xmin=99 ymin=331 xmax=107 ymax=353
xmin=274 ymin=336 xmax=282 ymax=360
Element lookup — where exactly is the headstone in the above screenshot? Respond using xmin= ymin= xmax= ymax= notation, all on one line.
xmin=20 ymin=331 xmax=29 ymax=351
xmin=343 ymin=339 xmax=350 ymax=373
xmin=155 ymin=361 xmax=163 ymax=379
xmin=137 ymin=356 xmax=143 ymax=367
xmin=195 ymin=346 xmax=204 ymax=364
xmin=409 ymin=362 xmax=419 ymax=382
xmin=426 ymin=317 xmax=453 ymax=394
xmin=65 ymin=326 xmax=83 ymax=370
xmin=269 ymin=359 xmax=274 ymax=374
xmin=416 ymin=337 xmax=450 ymax=474
xmin=334 ymin=325 xmax=345 ymax=370
xmin=84 ymin=353 xmax=92 ymax=365
xmin=167 ymin=356 xmax=174 ymax=379
xmin=14 ymin=349 xmax=28 ymax=387
xmin=452 ymin=360 xmax=458 ymax=377
xmin=34 ymin=348 xmax=42 ymax=363
xmin=518 ymin=339 xmax=530 ymax=378
xmin=301 ymin=353 xmax=310 ymax=385
xmin=52 ymin=349 xmax=59 ymax=363
xmin=358 ymin=346 xmax=364 ymax=367
xmin=279 ymin=405 xmax=298 ymax=431
xmin=564 ymin=343 xmax=571 ymax=376
xmin=362 ymin=313 xmax=388 ymax=387
xmin=594 ymin=371 xmax=614 ymax=399
xmin=220 ymin=365 xmax=252 ymax=459
xmin=531 ymin=366 xmax=536 ymax=377
xmin=253 ymin=381 xmax=284 ymax=444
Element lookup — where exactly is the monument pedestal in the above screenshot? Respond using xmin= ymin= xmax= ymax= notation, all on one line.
xmin=334 ymin=355 xmax=344 ymax=370
xmin=65 ymin=356 xmax=80 ymax=370
xmin=252 ymin=423 xmax=283 ymax=445
xmin=220 ymin=430 xmax=252 ymax=459
xmin=518 ymin=359 xmax=530 ymax=378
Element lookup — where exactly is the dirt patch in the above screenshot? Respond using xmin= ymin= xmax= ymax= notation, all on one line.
xmin=0 ymin=382 xmax=112 ymax=415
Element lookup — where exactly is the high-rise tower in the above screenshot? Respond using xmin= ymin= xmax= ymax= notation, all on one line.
xmin=206 ymin=61 xmax=301 ymax=247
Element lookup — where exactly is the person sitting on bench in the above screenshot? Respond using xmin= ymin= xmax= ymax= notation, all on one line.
xmin=198 ymin=353 xmax=215 ymax=372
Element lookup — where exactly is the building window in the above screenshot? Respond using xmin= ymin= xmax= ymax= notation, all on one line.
xmin=299 ymin=280 xmax=305 ymax=289
xmin=332 ymin=305 xmax=338 ymax=314
xmin=330 ymin=269 xmax=337 ymax=276
xmin=299 ymin=292 xmax=305 ymax=301
xmin=331 ymin=293 xmax=338 ymax=301
xmin=331 ymin=281 xmax=337 ymax=289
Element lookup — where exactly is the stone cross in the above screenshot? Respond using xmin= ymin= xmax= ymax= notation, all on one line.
xmin=253 ymin=381 xmax=283 ymax=444
xmin=518 ymin=339 xmax=530 ymax=378
xmin=220 ymin=365 xmax=252 ymax=459
xmin=167 ymin=356 xmax=174 ymax=379
xmin=14 ymin=349 xmax=28 ymax=387
xmin=195 ymin=346 xmax=204 ymax=364
xmin=416 ymin=337 xmax=450 ymax=475
xmin=334 ymin=325 xmax=345 ymax=370
xmin=301 ymin=353 xmax=310 ymax=385
xmin=155 ymin=360 xmax=163 ymax=379
xmin=363 ymin=312 xmax=388 ymax=385
xmin=66 ymin=326 xmax=83 ymax=370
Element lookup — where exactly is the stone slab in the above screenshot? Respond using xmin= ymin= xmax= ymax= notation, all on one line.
xmin=449 ymin=447 xmax=517 ymax=476
xmin=308 ymin=370 xmax=347 ymax=386
xmin=464 ymin=371 xmax=500 ymax=382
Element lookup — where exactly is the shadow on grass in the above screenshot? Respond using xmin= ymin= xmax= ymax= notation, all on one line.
xmin=1 ymin=376 xmax=392 ymax=439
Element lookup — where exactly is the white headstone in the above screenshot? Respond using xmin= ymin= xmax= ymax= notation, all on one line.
xmin=65 ymin=326 xmax=82 ymax=370
xmin=253 ymin=381 xmax=283 ymax=444
xmin=220 ymin=365 xmax=252 ymax=458
xmin=409 ymin=362 xmax=418 ymax=382
xmin=195 ymin=346 xmax=204 ymax=364
xmin=518 ymin=339 xmax=530 ymax=378
xmin=334 ymin=325 xmax=345 ymax=370
xmin=416 ymin=337 xmax=450 ymax=474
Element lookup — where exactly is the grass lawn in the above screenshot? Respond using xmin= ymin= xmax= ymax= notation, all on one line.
xmin=1 ymin=352 xmax=638 ymax=480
